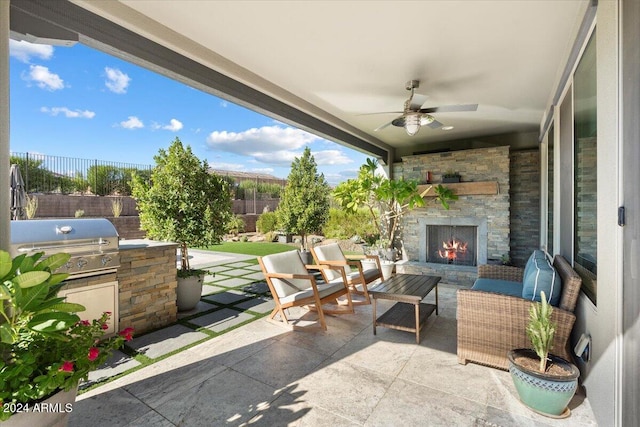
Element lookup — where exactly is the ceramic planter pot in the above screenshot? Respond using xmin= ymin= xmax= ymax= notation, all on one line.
xmin=380 ymin=260 xmax=395 ymax=280
xmin=508 ymin=349 xmax=580 ymax=418
xmin=176 ymin=273 xmax=204 ymax=312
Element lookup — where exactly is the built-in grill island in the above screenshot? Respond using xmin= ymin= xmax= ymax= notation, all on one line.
xmin=10 ymin=218 xmax=121 ymax=334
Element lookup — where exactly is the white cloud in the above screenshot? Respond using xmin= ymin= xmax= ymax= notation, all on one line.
xmin=206 ymin=125 xmax=319 ymax=165
xmin=9 ymin=40 xmax=54 ymax=63
xmin=104 ymin=67 xmax=130 ymax=94
xmin=40 ymin=107 xmax=95 ymax=119
xmin=25 ymin=65 xmax=64 ymax=91
xmin=206 ymin=125 xmax=353 ymax=167
xmin=209 ymin=162 xmax=275 ymax=175
xmin=120 ymin=116 xmax=144 ymax=129
xmin=220 ymin=101 xmax=229 ymax=108
xmin=163 ymin=118 xmax=183 ymax=131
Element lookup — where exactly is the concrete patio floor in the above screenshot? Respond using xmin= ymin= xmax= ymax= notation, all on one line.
xmin=68 ymin=251 xmax=597 ymax=426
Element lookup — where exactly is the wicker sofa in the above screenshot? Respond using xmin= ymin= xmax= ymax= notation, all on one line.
xmin=457 ymin=254 xmax=582 ymax=370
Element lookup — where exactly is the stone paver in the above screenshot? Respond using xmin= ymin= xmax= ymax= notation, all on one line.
xmin=234 ymin=297 xmax=275 ymax=314
xmin=201 ymin=284 xmax=226 ymax=295
xmin=189 ymin=308 xmax=256 ymax=333
xmin=212 ymin=276 xmax=255 ymax=288
xmin=86 ymin=350 xmax=141 ymax=385
xmin=241 ymin=271 xmax=265 ymax=281
xmin=203 ymin=289 xmax=250 ymax=305
xmin=127 ymin=324 xmax=209 ymax=359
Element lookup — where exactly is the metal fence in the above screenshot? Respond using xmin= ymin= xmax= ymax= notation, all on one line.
xmin=9 ymin=152 xmax=153 ymax=196
xmin=8 ymin=152 xmax=286 ymax=206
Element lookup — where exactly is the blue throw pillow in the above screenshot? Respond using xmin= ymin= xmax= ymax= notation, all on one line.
xmin=522 ymin=255 xmax=562 ymax=306
xmin=522 ymin=250 xmax=546 ymax=285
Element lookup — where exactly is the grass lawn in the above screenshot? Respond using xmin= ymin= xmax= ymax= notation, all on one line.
xmin=204 ymin=241 xmax=295 ymax=257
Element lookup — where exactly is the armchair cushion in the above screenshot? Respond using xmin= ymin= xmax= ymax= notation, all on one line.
xmin=471 ymin=278 xmax=522 ymax=297
xmin=260 ymin=251 xmax=310 ymax=297
xmin=280 ymin=281 xmax=347 ymax=304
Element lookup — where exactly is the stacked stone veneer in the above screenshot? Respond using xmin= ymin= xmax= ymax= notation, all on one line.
xmin=117 ymin=242 xmax=178 ymax=334
xmin=394 ymin=146 xmax=511 ymax=286
xmin=509 ymin=150 xmax=541 ymax=266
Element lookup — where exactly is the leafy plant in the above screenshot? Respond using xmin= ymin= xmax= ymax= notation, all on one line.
xmin=276 ymin=147 xmax=330 ymax=250
xmin=322 ymin=207 xmax=378 ymax=240
xmin=433 ymin=184 xmax=458 ymax=210
xmin=0 ymin=250 xmax=132 ymax=421
xmin=526 ymin=291 xmax=556 ymax=373
xmin=226 ymin=214 xmax=246 ymax=237
xmin=256 ymin=211 xmax=279 ymax=233
xmin=132 ymin=137 xmax=232 ymax=274
xmin=333 ymin=158 xmax=456 ymax=248
xmin=110 ymin=197 xmax=123 ymax=217
xmin=25 ymin=195 xmax=38 ymax=219
xmin=74 ymin=209 xmax=85 ymax=218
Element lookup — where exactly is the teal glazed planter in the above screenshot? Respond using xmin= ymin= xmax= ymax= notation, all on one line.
xmin=508 ymin=349 xmax=580 ymax=418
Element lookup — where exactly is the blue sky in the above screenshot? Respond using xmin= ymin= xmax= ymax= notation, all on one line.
xmin=9 ymin=40 xmax=369 ymax=185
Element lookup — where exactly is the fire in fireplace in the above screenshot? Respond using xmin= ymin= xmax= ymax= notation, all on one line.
xmin=426 ymin=225 xmax=477 ymax=266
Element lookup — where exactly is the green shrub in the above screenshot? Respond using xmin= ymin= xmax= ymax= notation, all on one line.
xmin=256 ymin=211 xmax=279 ymax=233
xmin=225 ymin=214 xmax=246 ymax=236
xmin=322 ymin=208 xmax=378 ymax=240
xmin=264 ymin=231 xmax=277 ymax=242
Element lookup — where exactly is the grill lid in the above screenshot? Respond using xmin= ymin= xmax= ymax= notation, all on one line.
xmin=10 ymin=219 xmax=120 ymax=278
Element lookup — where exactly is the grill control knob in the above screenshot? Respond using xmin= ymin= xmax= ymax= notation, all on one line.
xmin=64 ymin=261 xmax=73 ymax=270
xmin=101 ymin=256 xmax=112 ymax=266
xmin=76 ymin=258 xmax=88 ymax=269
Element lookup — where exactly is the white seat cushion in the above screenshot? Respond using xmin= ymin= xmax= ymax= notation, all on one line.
xmin=279 ymin=281 xmax=346 ymax=305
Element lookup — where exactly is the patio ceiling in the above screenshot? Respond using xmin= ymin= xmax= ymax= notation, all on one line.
xmin=12 ymin=0 xmax=590 ymax=161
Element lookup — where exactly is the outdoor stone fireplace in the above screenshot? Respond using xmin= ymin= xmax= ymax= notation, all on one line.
xmin=394 ymin=146 xmax=511 ymax=286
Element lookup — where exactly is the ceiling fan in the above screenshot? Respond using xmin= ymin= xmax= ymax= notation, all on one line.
xmin=374 ymin=80 xmax=478 ymax=136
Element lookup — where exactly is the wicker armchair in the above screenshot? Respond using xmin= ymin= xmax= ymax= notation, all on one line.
xmin=457 ymin=255 xmax=582 ymax=370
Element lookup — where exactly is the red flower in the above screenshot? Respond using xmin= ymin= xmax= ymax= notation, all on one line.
xmin=101 ymin=323 xmax=109 ymax=330
xmin=88 ymin=347 xmax=100 ymax=361
xmin=59 ymin=361 xmax=74 ymax=372
xmin=79 ymin=320 xmax=90 ymax=326
xmin=118 ymin=327 xmax=134 ymax=341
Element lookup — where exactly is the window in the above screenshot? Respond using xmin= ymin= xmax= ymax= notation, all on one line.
xmin=546 ymin=125 xmax=555 ymax=255
xmin=573 ymin=31 xmax=597 ymax=304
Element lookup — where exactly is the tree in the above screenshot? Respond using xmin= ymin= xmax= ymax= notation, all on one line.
xmin=132 ymin=137 xmax=232 ymax=273
xmin=277 ymin=147 xmax=330 ymax=250
xmin=333 ymin=159 xmax=456 ymax=248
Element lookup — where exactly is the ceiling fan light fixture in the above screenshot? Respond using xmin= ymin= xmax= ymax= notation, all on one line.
xmin=404 ymin=114 xmax=421 ymax=136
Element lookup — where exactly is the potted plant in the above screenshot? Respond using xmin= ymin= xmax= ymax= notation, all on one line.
xmin=0 ymin=250 xmax=133 ymax=424
xmin=276 ymin=147 xmax=330 ymax=264
xmin=334 ymin=159 xmax=456 ymax=262
xmin=442 ymin=170 xmax=461 ymax=183
xmin=507 ymin=291 xmax=580 ymax=418
xmin=132 ymin=138 xmax=232 ymax=311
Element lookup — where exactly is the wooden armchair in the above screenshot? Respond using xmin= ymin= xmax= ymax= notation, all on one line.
xmin=258 ymin=250 xmax=353 ymax=330
xmin=457 ymin=255 xmax=582 ymax=370
xmin=311 ymin=243 xmax=383 ymax=305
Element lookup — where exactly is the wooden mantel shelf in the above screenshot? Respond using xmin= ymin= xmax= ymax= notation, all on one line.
xmin=418 ymin=181 xmax=499 ymax=197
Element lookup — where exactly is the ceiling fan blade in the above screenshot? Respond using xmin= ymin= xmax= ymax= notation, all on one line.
xmin=358 ymin=111 xmax=404 ymax=116
xmin=374 ymin=120 xmax=396 ymax=132
xmin=427 ymin=119 xmax=444 ymax=129
xmin=408 ymin=93 xmax=428 ymax=110
xmin=419 ymin=104 xmax=478 ymax=114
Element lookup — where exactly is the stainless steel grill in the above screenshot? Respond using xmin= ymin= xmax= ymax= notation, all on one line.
xmin=10 ymin=218 xmax=120 ymax=279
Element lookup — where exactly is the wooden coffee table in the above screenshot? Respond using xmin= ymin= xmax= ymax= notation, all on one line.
xmin=369 ymin=273 xmax=441 ymax=343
